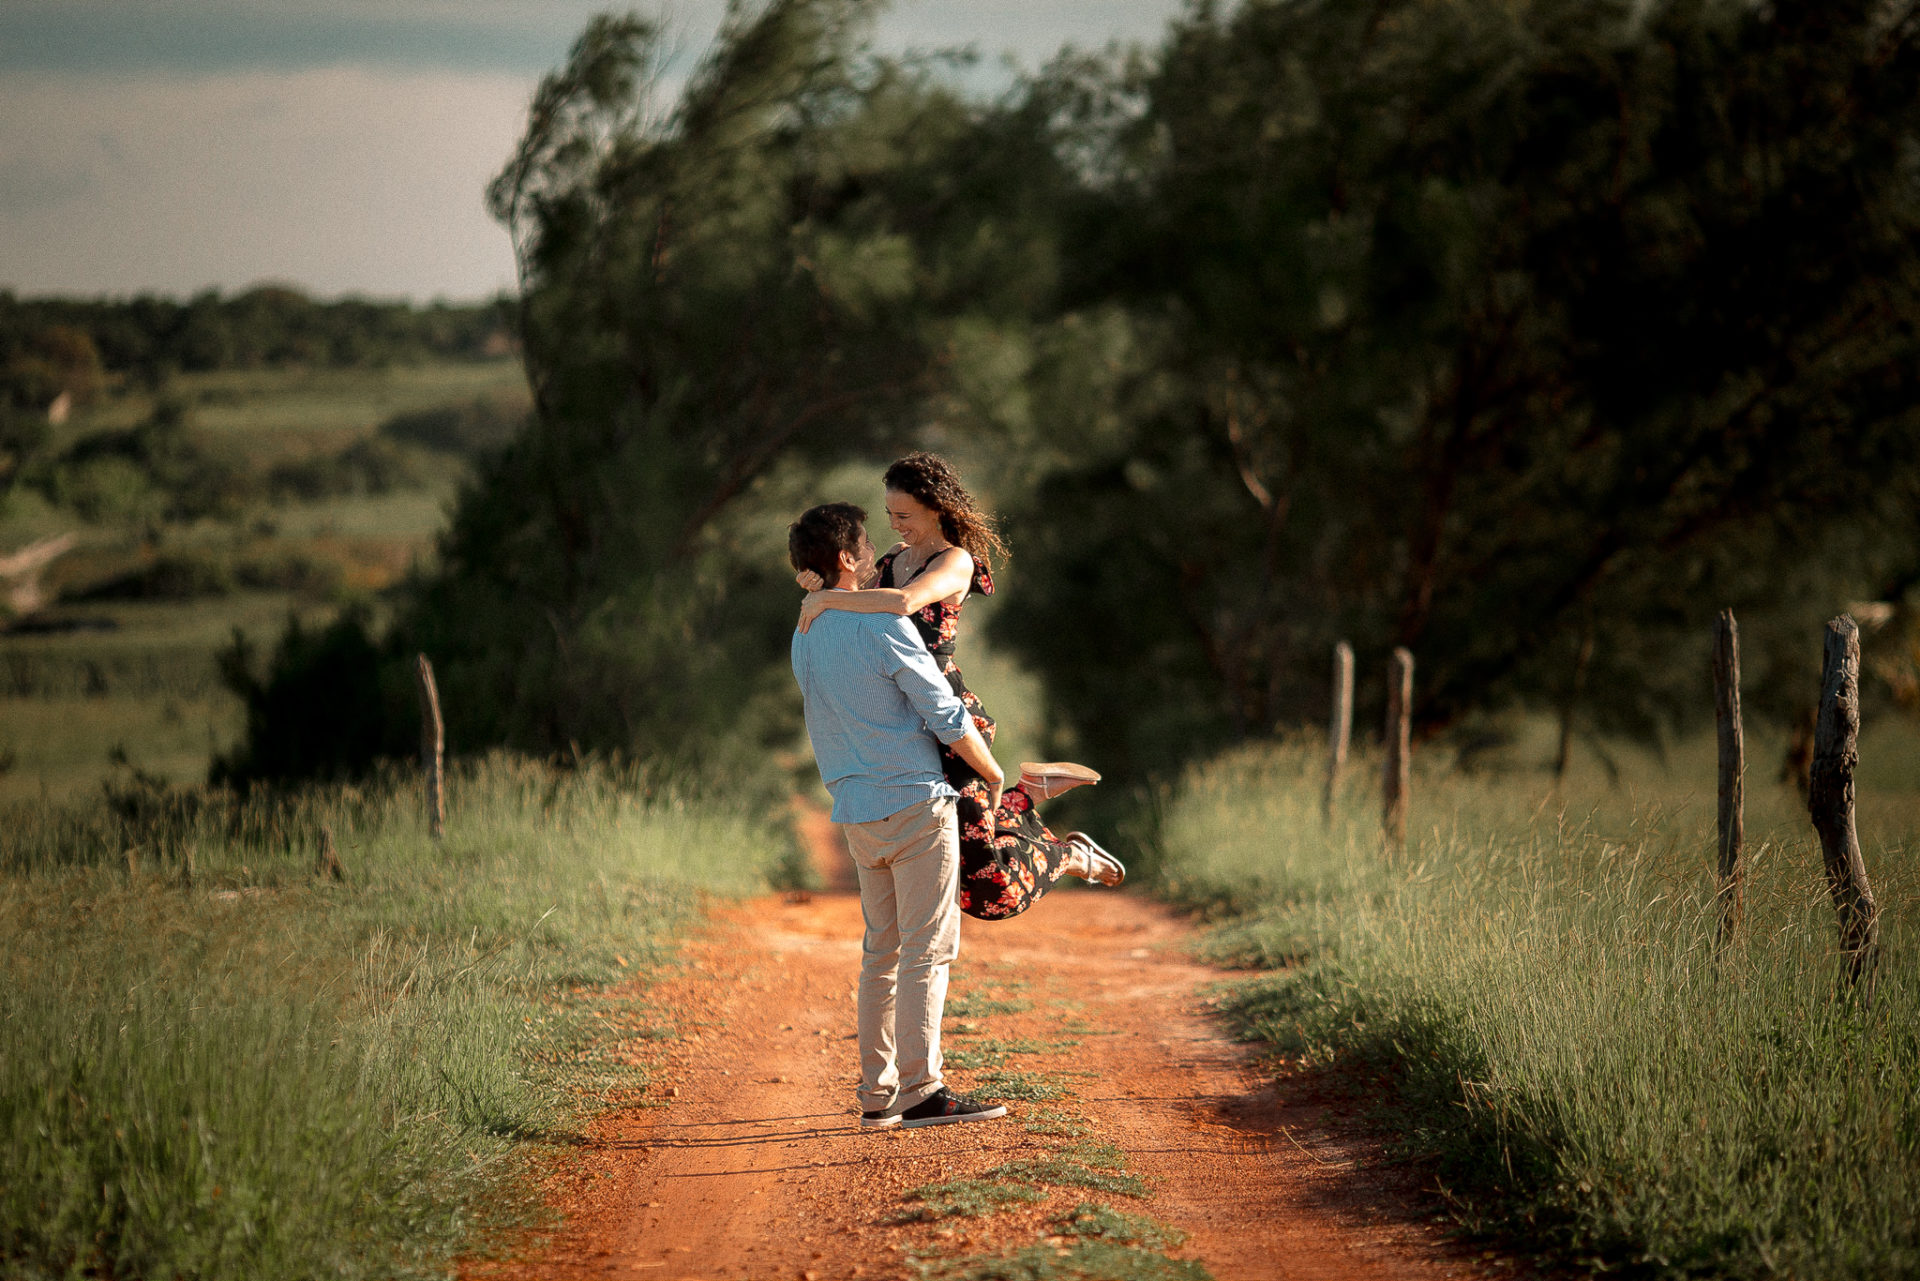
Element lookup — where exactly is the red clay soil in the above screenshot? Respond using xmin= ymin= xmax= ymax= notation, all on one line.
xmin=467 ymin=806 xmax=1514 ymax=1281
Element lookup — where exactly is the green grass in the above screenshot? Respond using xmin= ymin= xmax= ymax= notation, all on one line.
xmin=916 ymin=1240 xmax=1211 ymax=1281
xmin=1020 ymin=1109 xmax=1089 ymax=1137
xmin=0 ymin=753 xmax=788 ymax=1280
xmin=897 ymin=1180 xmax=1051 ymax=1222
xmin=946 ymin=994 xmax=1035 ymax=1018
xmin=985 ymin=1144 xmax=1151 ymax=1199
xmin=945 ymin=1037 xmax=1080 ymax=1070
xmin=1052 ymin=1203 xmax=1187 ymax=1251
xmin=971 ymin=1070 xmax=1076 ymax=1103
xmin=1156 ymin=732 xmax=1920 ymax=1278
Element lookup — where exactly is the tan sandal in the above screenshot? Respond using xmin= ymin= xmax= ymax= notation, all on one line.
xmin=1065 ymin=832 xmax=1126 ymax=887
xmin=1018 ymin=761 xmax=1101 ymax=800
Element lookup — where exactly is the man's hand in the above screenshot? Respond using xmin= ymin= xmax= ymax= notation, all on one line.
xmin=951 ymin=723 xmax=1004 ymax=813
xmin=796 ymin=591 xmax=833 ymax=634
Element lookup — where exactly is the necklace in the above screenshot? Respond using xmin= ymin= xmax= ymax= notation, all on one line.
xmin=894 ymin=541 xmax=951 ymax=583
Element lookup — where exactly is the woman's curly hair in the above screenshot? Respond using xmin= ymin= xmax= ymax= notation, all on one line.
xmin=883 ymin=452 xmax=1008 ymax=571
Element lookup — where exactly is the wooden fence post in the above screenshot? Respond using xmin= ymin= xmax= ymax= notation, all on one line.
xmin=1324 ymin=642 xmax=1354 ymax=825
xmin=1808 ymin=616 xmax=1879 ymax=999
xmin=1712 ymin=608 xmax=1744 ymax=947
xmin=317 ymin=824 xmax=346 ymax=882
xmin=1382 ymin=647 xmax=1413 ymax=852
xmin=416 ymin=653 xmax=445 ymax=840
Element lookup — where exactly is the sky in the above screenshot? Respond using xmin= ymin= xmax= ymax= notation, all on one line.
xmin=0 ymin=1 xmax=1184 ymax=302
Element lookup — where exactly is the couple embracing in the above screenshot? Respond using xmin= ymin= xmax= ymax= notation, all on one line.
xmin=787 ymin=453 xmax=1124 ymax=1130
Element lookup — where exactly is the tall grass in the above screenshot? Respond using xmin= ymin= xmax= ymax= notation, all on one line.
xmin=0 ymin=754 xmax=789 ymax=1280
xmin=1157 ymin=738 xmax=1920 ymax=1278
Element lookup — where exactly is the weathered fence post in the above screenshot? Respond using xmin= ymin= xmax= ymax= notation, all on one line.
xmin=1324 ymin=642 xmax=1354 ymax=825
xmin=1382 ymin=647 xmax=1413 ymax=852
xmin=317 ymin=824 xmax=346 ymax=882
xmin=1808 ymin=616 xmax=1879 ymax=999
xmin=416 ymin=653 xmax=445 ymax=840
xmin=1712 ymin=608 xmax=1744 ymax=947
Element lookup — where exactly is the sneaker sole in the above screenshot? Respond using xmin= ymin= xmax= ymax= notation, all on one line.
xmin=900 ymin=1104 xmax=1008 ymax=1128
xmin=860 ymin=1114 xmax=901 ymax=1129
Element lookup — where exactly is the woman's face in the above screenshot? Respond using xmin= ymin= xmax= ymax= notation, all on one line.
xmin=884 ymin=488 xmax=942 ymax=545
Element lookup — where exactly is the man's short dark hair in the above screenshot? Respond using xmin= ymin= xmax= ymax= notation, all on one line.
xmin=789 ymin=502 xmax=867 ymax=581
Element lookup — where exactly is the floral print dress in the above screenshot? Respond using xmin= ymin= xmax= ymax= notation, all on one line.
xmin=877 ymin=546 xmax=1074 ymax=920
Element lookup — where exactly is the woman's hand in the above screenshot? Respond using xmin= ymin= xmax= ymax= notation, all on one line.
xmin=795 ymin=569 xmax=825 ymax=592
xmin=796 ymin=591 xmax=833 ymax=634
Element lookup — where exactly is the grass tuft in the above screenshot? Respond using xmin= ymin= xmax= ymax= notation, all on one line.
xmin=1020 ymin=1108 xmax=1090 ymax=1137
xmin=894 ymin=1179 xmax=1049 ymax=1221
xmin=1052 ymin=1203 xmax=1189 ymax=1250
xmin=970 ymin=1070 xmax=1075 ymax=1102
xmin=915 ymin=1239 xmax=1211 ymax=1281
xmin=987 ymin=1143 xmax=1149 ymax=1198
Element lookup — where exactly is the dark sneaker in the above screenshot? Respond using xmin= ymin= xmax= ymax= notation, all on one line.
xmin=860 ymin=1109 xmax=900 ymax=1129
xmin=898 ymin=1088 xmax=1007 ymax=1129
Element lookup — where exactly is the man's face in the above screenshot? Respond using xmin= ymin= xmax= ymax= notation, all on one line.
xmin=841 ymin=526 xmax=877 ymax=583
xmin=852 ymin=526 xmax=879 ymax=580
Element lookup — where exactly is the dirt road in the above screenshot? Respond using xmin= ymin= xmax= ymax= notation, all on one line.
xmin=472 ymin=819 xmax=1498 ymax=1280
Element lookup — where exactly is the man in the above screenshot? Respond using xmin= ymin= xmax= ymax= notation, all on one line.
xmin=788 ymin=501 xmax=1009 ymax=1130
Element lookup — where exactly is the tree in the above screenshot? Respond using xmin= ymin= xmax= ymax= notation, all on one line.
xmin=991 ymin=0 xmax=1920 ymax=780
xmin=220 ymin=0 xmax=1087 ymax=782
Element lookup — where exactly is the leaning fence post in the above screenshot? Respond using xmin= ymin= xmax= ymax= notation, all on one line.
xmin=416 ymin=653 xmax=445 ymax=840
xmin=1382 ymin=647 xmax=1413 ymax=853
xmin=1712 ymin=609 xmax=1745 ymax=947
xmin=1808 ymin=616 xmax=1879 ymax=999
xmin=317 ymin=824 xmax=347 ymax=882
xmin=1324 ymin=642 xmax=1354 ymax=825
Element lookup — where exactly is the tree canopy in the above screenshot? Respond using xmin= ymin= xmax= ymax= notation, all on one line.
xmin=221 ymin=0 xmax=1920 ymax=789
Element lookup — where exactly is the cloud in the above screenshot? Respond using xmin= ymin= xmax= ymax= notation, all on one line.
xmin=0 ymin=1 xmax=1184 ymax=299
xmin=0 ymin=2 xmax=723 ymax=76
xmin=0 ymin=155 xmax=98 ymax=215
xmin=0 ymin=68 xmax=531 ymax=298
xmin=0 ymin=1 xmax=1178 ymax=77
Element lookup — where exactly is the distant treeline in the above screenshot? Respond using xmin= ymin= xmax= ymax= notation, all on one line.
xmin=0 ymin=287 xmax=514 ymax=388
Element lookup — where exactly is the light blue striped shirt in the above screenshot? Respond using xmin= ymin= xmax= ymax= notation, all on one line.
xmin=791 ymin=608 xmax=970 ymax=824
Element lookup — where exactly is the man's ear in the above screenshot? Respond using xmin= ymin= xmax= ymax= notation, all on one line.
xmin=837 ymin=548 xmax=860 ymax=577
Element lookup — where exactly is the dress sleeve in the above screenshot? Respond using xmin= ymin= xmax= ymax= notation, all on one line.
xmin=971 ymin=556 xmax=994 ymax=597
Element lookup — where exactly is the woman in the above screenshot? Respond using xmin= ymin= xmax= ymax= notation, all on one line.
xmin=795 ymin=452 xmax=1124 ymax=920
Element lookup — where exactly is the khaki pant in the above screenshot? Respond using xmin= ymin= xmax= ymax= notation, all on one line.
xmin=842 ymin=795 xmax=961 ymax=1115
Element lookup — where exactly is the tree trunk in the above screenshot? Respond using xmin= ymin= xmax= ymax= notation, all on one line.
xmin=416 ymin=653 xmax=446 ymax=840
xmin=1712 ymin=608 xmax=1744 ymax=947
xmin=1553 ymin=626 xmax=1595 ymax=780
xmin=1324 ymin=642 xmax=1354 ymax=825
xmin=1382 ymin=648 xmax=1413 ymax=852
xmin=1808 ymin=616 xmax=1879 ymax=998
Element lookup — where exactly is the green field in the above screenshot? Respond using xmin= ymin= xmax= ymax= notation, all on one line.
xmin=0 ymin=359 xmax=528 ymax=804
xmin=1155 ymin=723 xmax=1920 ymax=1278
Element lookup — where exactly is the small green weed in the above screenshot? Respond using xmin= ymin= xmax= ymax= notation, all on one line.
xmin=947 ymin=1037 xmax=1080 ymax=1069
xmin=1021 ymin=1108 xmax=1089 ymax=1137
xmin=916 ymin=1239 xmax=1210 ymax=1281
xmin=1052 ymin=1203 xmax=1188 ymax=1250
xmin=895 ymin=1179 xmax=1048 ymax=1221
xmin=987 ymin=1143 xmax=1149 ymax=1198
xmin=948 ymin=994 xmax=1034 ymax=1018
xmin=972 ymin=1070 xmax=1073 ymax=1102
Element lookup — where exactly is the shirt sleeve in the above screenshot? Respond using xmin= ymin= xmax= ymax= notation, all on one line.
xmin=874 ymin=618 xmax=971 ymax=744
